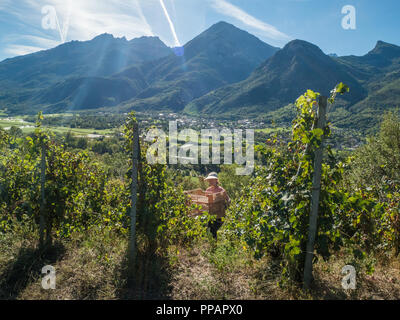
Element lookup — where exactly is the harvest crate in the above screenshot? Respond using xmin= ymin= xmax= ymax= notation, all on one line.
xmin=184 ymin=189 xmax=226 ymax=218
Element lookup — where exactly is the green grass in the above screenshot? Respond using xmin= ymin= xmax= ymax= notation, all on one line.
xmin=0 ymin=119 xmax=32 ymax=130
xmin=43 ymin=113 xmax=74 ymax=118
xmin=43 ymin=126 xmax=115 ymax=136
xmin=0 ymin=120 xmax=27 ymax=126
xmin=255 ymin=127 xmax=290 ymax=134
xmin=0 ymin=117 xmax=117 ymax=137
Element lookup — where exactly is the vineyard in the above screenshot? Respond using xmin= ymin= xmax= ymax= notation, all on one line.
xmin=0 ymin=85 xmax=399 ymax=300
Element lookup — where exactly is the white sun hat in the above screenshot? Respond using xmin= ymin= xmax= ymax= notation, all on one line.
xmin=205 ymin=172 xmax=218 ymax=180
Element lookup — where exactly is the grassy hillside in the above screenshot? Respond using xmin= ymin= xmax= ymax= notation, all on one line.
xmin=2 ymin=229 xmax=400 ymax=300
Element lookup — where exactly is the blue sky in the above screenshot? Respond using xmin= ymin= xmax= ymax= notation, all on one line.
xmin=0 ymin=0 xmax=399 ymax=62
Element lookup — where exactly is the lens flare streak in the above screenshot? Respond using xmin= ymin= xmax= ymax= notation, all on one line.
xmin=159 ymin=0 xmax=181 ymax=47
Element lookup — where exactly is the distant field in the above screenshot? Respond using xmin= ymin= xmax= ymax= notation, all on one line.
xmin=0 ymin=119 xmax=28 ymax=127
xmin=40 ymin=126 xmax=115 ymax=136
xmin=43 ymin=113 xmax=75 ymax=117
xmin=0 ymin=116 xmax=116 ymax=137
xmin=256 ymin=127 xmax=290 ymax=134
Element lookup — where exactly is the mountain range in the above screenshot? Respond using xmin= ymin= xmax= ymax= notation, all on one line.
xmin=185 ymin=39 xmax=367 ymax=117
xmin=0 ymin=21 xmax=399 ymax=130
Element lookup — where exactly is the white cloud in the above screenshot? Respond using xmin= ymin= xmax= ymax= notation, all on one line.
xmin=35 ymin=0 xmax=154 ymax=41
xmin=210 ymin=0 xmax=291 ymax=41
xmin=19 ymin=35 xmax=61 ymax=48
xmin=1 ymin=0 xmax=156 ymax=57
xmin=1 ymin=0 xmax=290 ymax=59
xmin=5 ymin=44 xmax=45 ymax=57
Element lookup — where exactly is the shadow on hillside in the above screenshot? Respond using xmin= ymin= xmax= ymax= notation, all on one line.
xmin=253 ymin=258 xmax=351 ymax=300
xmin=0 ymin=242 xmax=65 ymax=300
xmin=308 ymin=278 xmax=348 ymax=300
xmin=115 ymin=250 xmax=173 ymax=300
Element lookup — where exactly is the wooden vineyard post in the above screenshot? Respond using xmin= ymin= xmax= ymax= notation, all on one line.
xmin=129 ymin=122 xmax=140 ymax=269
xmin=39 ymin=138 xmax=46 ymax=249
xmin=303 ymin=96 xmax=327 ymax=290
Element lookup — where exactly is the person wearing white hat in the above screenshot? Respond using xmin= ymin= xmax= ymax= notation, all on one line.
xmin=204 ymin=172 xmax=230 ymax=239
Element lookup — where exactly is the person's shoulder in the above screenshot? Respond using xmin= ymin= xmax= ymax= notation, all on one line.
xmin=218 ymin=186 xmax=226 ymax=193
